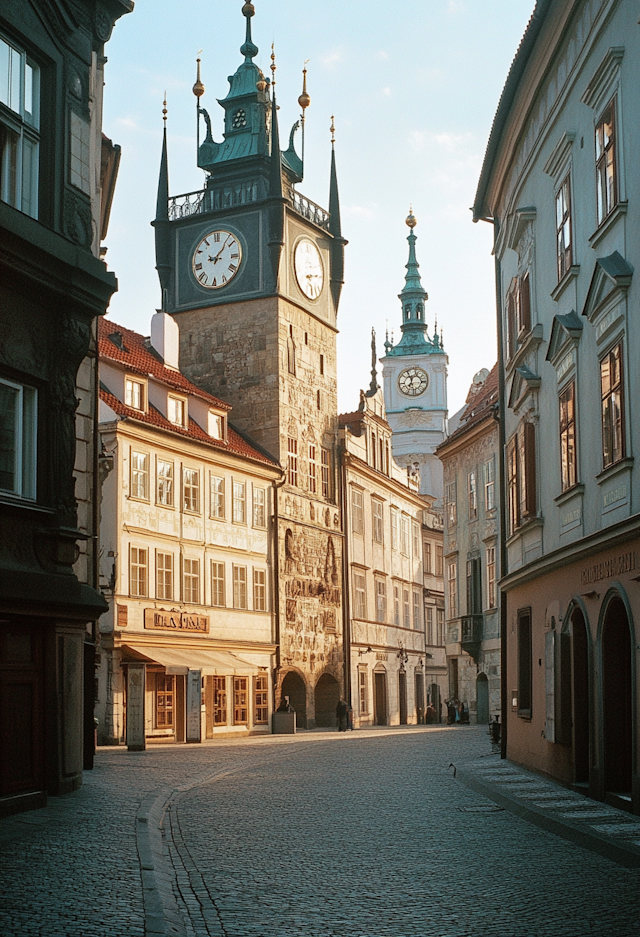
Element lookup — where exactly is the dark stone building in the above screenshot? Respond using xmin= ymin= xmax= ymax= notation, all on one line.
xmin=0 ymin=0 xmax=131 ymax=816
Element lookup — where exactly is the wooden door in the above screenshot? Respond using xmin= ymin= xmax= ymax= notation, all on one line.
xmin=374 ymin=672 xmax=387 ymax=726
xmin=0 ymin=620 xmax=45 ymax=797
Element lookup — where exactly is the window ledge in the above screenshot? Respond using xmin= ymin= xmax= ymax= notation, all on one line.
xmin=589 ymin=201 xmax=628 ymax=250
xmin=596 ymin=456 xmax=634 ymax=486
xmin=506 ymin=323 xmax=544 ymax=376
xmin=554 ymin=483 xmax=585 ymax=506
xmin=551 ymin=265 xmax=580 ymax=303
xmin=506 ymin=515 xmax=543 ymax=548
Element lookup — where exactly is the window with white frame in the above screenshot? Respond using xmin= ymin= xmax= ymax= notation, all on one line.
xmin=253 ymin=486 xmax=266 ymax=527
xmin=375 ymin=579 xmax=387 ymax=623
xmin=208 ymin=411 xmax=223 ymax=439
xmin=183 ymin=558 xmax=200 ymax=604
xmin=468 ymin=471 xmax=477 ymax=521
xmin=167 ymin=395 xmax=186 ymax=426
xmin=210 ymin=475 xmax=225 ymax=518
xmin=484 ymin=458 xmax=495 ymax=512
xmin=351 ymin=487 xmax=364 ymax=535
xmin=287 ymin=437 xmax=298 ymax=486
xmin=308 ymin=444 xmax=317 ymax=494
xmin=232 ymin=480 xmax=246 ymax=523
xmin=156 ymin=552 xmax=173 ymax=601
xmin=129 ymin=546 xmax=148 ymax=597
xmin=486 ymin=546 xmax=496 ymax=610
xmin=156 ymin=459 xmax=174 ymax=506
xmin=413 ymin=591 xmax=421 ymax=630
xmin=211 ymin=561 xmax=225 ymax=607
xmin=447 ymin=561 xmax=457 ymax=618
xmin=0 ymin=36 xmax=40 ymax=218
xmin=426 ymin=606 xmax=434 ymax=645
xmin=445 ymin=482 xmax=457 ymax=527
xmin=233 ymin=564 xmax=247 ymax=609
xmin=183 ymin=467 xmax=200 ymax=513
xmin=412 ymin=521 xmax=420 ymax=559
xmin=403 ymin=588 xmax=410 ymax=628
xmin=254 ymin=675 xmax=269 ymax=724
xmin=435 ymin=544 xmax=444 ymax=577
xmin=390 ymin=507 xmax=399 ymax=550
xmin=130 ymin=452 xmax=149 ymax=500
xmin=393 ymin=585 xmax=400 ymax=625
xmin=0 ymin=377 xmax=36 ymax=499
xmin=437 ymin=608 xmax=444 ymax=645
xmin=400 ymin=515 xmax=409 ymax=555
xmin=595 ymin=98 xmax=617 ymax=226
xmin=423 ymin=541 xmax=432 ymax=575
xmin=353 ymin=572 xmax=366 ymax=619
xmin=359 ymin=668 xmax=368 ymax=715
xmin=556 ymin=175 xmax=572 ymax=280
xmin=253 ymin=568 xmax=267 ymax=611
xmin=125 ymin=378 xmax=145 ymax=411
xmin=372 ymin=499 xmax=383 ymax=544
xmin=321 ymin=447 xmax=330 ymax=499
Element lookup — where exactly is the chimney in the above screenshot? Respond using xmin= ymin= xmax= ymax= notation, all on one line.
xmin=150 ymin=312 xmax=180 ymax=369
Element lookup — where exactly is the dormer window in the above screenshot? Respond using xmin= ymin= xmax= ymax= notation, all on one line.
xmin=167 ymin=395 xmax=186 ymax=427
xmin=125 ymin=378 xmax=145 ymax=411
xmin=208 ymin=411 xmax=224 ymax=440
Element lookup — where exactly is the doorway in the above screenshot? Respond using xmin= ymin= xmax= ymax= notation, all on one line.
xmin=429 ymin=683 xmax=441 ymax=723
xmin=314 ymin=672 xmax=340 ymax=727
xmin=374 ymin=670 xmax=387 ymax=725
xmin=571 ymin=608 xmax=590 ymax=784
xmin=280 ymin=671 xmax=307 ymax=728
xmin=415 ymin=672 xmax=425 ymax=723
xmin=476 ymin=672 xmax=489 ymax=724
xmin=602 ymin=598 xmax=632 ymax=794
xmin=398 ymin=671 xmax=407 ymax=725
xmin=0 ymin=620 xmax=45 ymax=799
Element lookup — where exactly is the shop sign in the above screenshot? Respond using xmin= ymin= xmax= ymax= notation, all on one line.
xmin=144 ymin=609 xmax=209 ymax=632
xmin=581 ymin=551 xmax=636 ymax=585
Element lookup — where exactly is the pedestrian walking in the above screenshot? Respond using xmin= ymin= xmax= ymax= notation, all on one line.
xmin=336 ymin=698 xmax=348 ymax=732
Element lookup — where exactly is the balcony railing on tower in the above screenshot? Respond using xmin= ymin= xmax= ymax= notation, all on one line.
xmin=167 ymin=183 xmax=330 ymax=231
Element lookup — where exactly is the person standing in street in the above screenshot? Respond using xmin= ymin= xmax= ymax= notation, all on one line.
xmin=336 ymin=698 xmax=348 ymax=732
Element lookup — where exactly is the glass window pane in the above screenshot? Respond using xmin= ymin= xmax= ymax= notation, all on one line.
xmin=9 ymin=46 xmax=21 ymax=114
xmin=0 ymin=382 xmax=19 ymax=492
xmin=0 ymin=39 xmax=10 ymax=108
xmin=24 ymin=62 xmax=33 ymax=118
xmin=1 ymin=124 xmax=20 ymax=208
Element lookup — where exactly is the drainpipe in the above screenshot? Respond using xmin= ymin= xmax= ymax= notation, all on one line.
xmin=271 ymin=470 xmax=286 ymax=713
xmin=339 ymin=441 xmax=352 ymax=708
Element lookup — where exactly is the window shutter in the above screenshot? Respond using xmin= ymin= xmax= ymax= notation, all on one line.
xmin=523 ymin=421 xmax=537 ymax=518
xmin=519 ymin=272 xmax=531 ymax=332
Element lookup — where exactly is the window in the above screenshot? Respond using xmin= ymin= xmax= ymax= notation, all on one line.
xmin=253 ymin=486 xmax=266 ymax=527
xmin=125 ymin=378 xmax=145 ymax=411
xmin=506 ymin=283 xmax=517 ymax=360
xmin=130 ymin=452 xmax=149 ymax=500
xmin=437 ymin=609 xmax=444 ymax=646
xmin=210 ymin=475 xmax=225 ymax=519
xmin=253 ymin=568 xmax=267 ymax=611
xmin=0 ymin=37 xmax=39 ymax=218
xmin=400 ymin=515 xmax=409 ymax=555
xmin=559 ymin=381 xmax=577 ymax=491
xmin=413 ymin=591 xmax=421 ymax=630
xmin=484 ymin=459 xmax=495 ymax=512
xmin=233 ymin=565 xmax=247 ymax=609
xmin=447 ymin=561 xmax=457 ymax=618
xmin=517 ymin=608 xmax=532 ymax=718
xmin=390 ymin=507 xmax=398 ymax=550
xmin=393 ymin=585 xmax=400 ymax=625
xmin=517 ymin=272 xmax=531 ymax=334
xmin=319 ymin=354 xmax=324 ymax=376
xmin=0 ymin=378 xmax=36 ymax=499
xmin=359 ymin=668 xmax=368 ymax=715
xmin=595 ymin=99 xmax=616 ymax=226
xmin=287 ymin=334 xmax=296 ymax=375
xmin=424 ymin=541 xmax=432 ymax=574
xmin=156 ymin=674 xmax=174 ymax=728
xmin=600 ymin=343 xmax=624 ymax=469
xmin=351 ymin=488 xmax=364 ymax=535
xmin=130 ymin=546 xmax=148 ymax=597
xmin=232 ymin=480 xmax=246 ymax=523
xmin=507 ymin=424 xmax=536 ymax=536
xmin=556 ymin=176 xmax=572 ymax=280
xmin=316 ymin=390 xmax=321 ymax=411
xmin=468 ymin=472 xmax=477 ymax=521
xmin=426 ymin=606 xmax=434 ymax=645
xmin=435 ymin=545 xmax=443 ymax=578
xmin=375 ymin=579 xmax=387 ymax=623
xmin=183 ymin=558 xmax=200 ymax=604
xmin=445 ymin=483 xmax=457 ymax=527
xmin=157 ymin=460 xmax=174 ymax=506
xmin=321 ymin=448 xmax=330 ymax=498
xmin=466 ymin=558 xmax=481 ymax=615
xmin=287 ymin=437 xmax=298 ymax=486
xmin=507 ymin=436 xmax=519 ymax=536
xmin=233 ymin=676 xmax=248 ymax=724
xmin=208 ymin=411 xmax=224 ymax=439
xmin=212 ymin=676 xmax=227 ymax=725
xmin=183 ymin=467 xmax=200 ymax=512
xmin=353 ymin=573 xmax=366 ymax=619
xmin=254 ymin=675 xmax=269 ymax=724
xmin=308 ymin=445 xmax=317 ymax=494
xmin=403 ymin=588 xmax=410 ymax=628
xmin=211 ymin=561 xmax=225 ymax=607
xmin=371 ymin=432 xmax=377 ymax=470
xmin=69 ymin=111 xmax=90 ymax=194
xmin=486 ymin=546 xmax=496 ymax=610
xmin=412 ymin=522 xmax=420 ymax=558
xmin=372 ymin=500 xmax=383 ymax=544
xmin=168 ymin=395 xmax=185 ymax=426
xmin=156 ymin=552 xmax=173 ymax=601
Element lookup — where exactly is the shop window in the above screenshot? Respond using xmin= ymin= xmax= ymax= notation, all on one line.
xmin=254 ymin=675 xmax=268 ymax=724
xmin=156 ymin=674 xmax=174 ymax=728
xmin=213 ymin=676 xmax=227 ymax=725
xmin=233 ymin=676 xmax=248 ymax=725
xmin=517 ymin=608 xmax=532 ymax=719
xmin=359 ymin=668 xmax=368 ymax=715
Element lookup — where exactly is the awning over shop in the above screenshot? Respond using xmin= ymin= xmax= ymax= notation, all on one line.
xmin=121 ymin=645 xmax=258 ymax=675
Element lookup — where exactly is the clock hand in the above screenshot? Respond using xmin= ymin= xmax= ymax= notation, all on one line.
xmin=212 ymin=236 xmax=232 ymax=263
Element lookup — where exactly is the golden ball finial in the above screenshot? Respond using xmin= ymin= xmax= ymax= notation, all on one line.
xmin=242 ymin=2 xmax=255 ymax=17
xmin=256 ymin=74 xmax=267 ymax=92
xmin=406 ymin=206 xmax=417 ymax=228
xmin=330 ymin=115 xmax=335 ymax=144
xmin=162 ymin=93 xmax=168 ymax=123
xmin=298 ymin=61 xmax=310 ymax=111
xmin=192 ymin=55 xmax=205 ymax=98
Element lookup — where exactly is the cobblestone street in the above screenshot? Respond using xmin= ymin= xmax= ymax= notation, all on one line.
xmin=1 ymin=726 xmax=639 ymax=937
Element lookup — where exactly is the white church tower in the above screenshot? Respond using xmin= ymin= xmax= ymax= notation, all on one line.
xmin=381 ymin=210 xmax=448 ymax=503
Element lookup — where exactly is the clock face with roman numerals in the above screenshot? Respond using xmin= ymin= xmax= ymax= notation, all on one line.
xmin=192 ymin=230 xmax=242 ymax=290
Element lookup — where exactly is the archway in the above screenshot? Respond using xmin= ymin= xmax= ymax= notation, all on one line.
xmin=601 ymin=597 xmax=632 ymax=794
xmin=314 ymin=672 xmax=340 ymax=728
xmin=280 ymin=671 xmax=307 ymax=729
xmin=570 ymin=607 xmax=590 ymax=784
xmin=476 ymin=672 xmax=489 ymax=724
xmin=374 ymin=668 xmax=388 ymax=726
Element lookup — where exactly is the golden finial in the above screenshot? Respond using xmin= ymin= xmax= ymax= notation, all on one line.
xmin=270 ymin=43 xmax=277 ymax=88
xmin=330 ymin=115 xmax=335 ymax=144
xmin=298 ymin=60 xmax=310 ymax=111
xmin=192 ymin=52 xmax=205 ymax=98
xmin=242 ymin=1 xmax=255 ymax=16
xmin=162 ymin=93 xmax=168 ymax=125
xmin=406 ymin=205 xmax=417 ymax=228
xmin=256 ymin=70 xmax=267 ymax=93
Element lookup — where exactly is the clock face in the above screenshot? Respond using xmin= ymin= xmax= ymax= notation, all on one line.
xmin=398 ymin=366 xmax=429 ymax=397
xmin=294 ymin=238 xmax=324 ymax=300
xmin=192 ymin=230 xmax=242 ymax=290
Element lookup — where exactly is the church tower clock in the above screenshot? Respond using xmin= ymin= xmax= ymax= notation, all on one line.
xmin=381 ymin=211 xmax=448 ymax=503
xmin=152 ymin=2 xmax=347 ymax=727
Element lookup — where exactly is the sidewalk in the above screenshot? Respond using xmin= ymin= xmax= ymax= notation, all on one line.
xmin=457 ymin=753 xmax=640 ymax=868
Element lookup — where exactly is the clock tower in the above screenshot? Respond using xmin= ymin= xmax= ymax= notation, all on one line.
xmin=152 ymin=2 xmax=347 ymax=726
xmin=381 ymin=211 xmax=448 ymax=503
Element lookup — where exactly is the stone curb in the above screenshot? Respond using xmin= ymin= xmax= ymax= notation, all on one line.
xmin=456 ymin=759 xmax=640 ymax=869
xmin=136 ymin=789 xmax=186 ymax=937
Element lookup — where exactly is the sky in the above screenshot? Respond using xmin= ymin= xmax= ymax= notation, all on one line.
xmin=102 ymin=0 xmax=535 ymax=416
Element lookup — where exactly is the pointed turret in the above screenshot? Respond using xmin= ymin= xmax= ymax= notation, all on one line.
xmin=154 ymin=97 xmax=171 ymax=310
xmin=328 ymin=117 xmax=346 ymax=311
xmin=367 ymin=328 xmax=379 ymax=396
xmin=267 ymin=88 xmax=285 ymax=284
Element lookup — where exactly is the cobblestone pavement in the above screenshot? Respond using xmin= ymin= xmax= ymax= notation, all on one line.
xmin=1 ymin=726 xmax=639 ymax=937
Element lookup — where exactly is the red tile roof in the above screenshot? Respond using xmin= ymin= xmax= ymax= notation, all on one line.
xmin=440 ymin=363 xmax=499 ymax=448
xmin=98 ymin=317 xmax=231 ymax=411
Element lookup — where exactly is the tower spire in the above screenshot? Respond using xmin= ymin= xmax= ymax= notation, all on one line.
xmin=154 ymin=95 xmax=171 ymax=310
xmin=240 ymin=1 xmax=258 ymax=61
xmin=267 ymin=86 xmax=285 ymax=283
xmin=368 ymin=328 xmax=379 ymax=395
xmin=328 ymin=116 xmax=346 ymax=310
